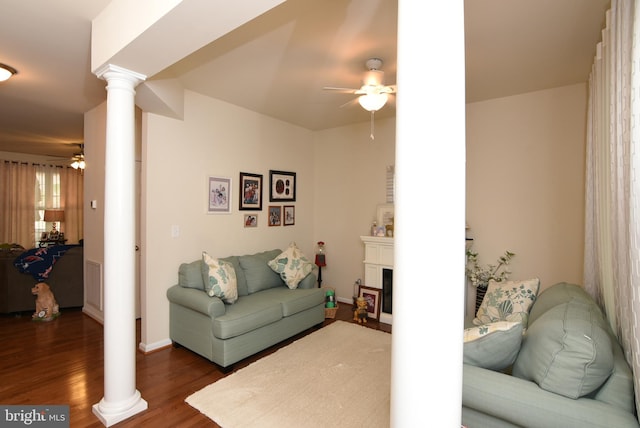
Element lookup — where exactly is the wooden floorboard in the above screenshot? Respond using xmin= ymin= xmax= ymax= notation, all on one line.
xmin=0 ymin=302 xmax=390 ymax=427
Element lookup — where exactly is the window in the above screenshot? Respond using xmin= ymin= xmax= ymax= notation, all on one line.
xmin=35 ymin=168 xmax=61 ymax=243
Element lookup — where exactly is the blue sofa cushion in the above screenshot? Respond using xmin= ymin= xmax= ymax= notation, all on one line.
xmin=513 ymin=298 xmax=614 ymax=399
xmin=239 ymin=249 xmax=283 ymax=294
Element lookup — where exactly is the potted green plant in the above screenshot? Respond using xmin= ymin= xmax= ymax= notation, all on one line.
xmin=465 ymin=250 xmax=515 ymax=313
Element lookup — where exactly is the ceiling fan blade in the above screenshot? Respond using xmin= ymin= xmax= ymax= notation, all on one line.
xmin=323 ymin=86 xmax=359 ymax=94
xmin=380 ymin=85 xmax=397 ymax=94
xmin=339 ymin=97 xmax=360 ymax=108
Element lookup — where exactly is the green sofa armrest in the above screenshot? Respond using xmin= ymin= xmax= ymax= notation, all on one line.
xmin=166 ymin=285 xmax=226 ymax=318
xmin=463 ymin=364 xmax=640 ymax=428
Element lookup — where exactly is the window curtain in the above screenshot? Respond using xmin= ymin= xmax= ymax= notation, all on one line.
xmin=60 ymin=166 xmax=84 ymax=244
xmin=35 ymin=163 xmax=84 ymax=244
xmin=0 ymin=161 xmax=83 ymax=248
xmin=584 ymin=0 xmax=640 ymax=416
xmin=0 ymin=161 xmax=36 ymax=248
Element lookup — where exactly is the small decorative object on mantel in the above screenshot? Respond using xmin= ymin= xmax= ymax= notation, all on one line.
xmin=465 ymin=249 xmax=515 ymax=314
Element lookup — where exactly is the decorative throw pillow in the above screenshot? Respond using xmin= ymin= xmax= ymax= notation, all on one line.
xmin=178 ymin=260 xmax=205 ymax=290
xmin=512 ymin=299 xmax=614 ymax=399
xmin=473 ymin=278 xmax=540 ymax=327
xmin=202 ymin=252 xmax=238 ymax=304
xmin=267 ymin=242 xmax=314 ymax=289
xmin=463 ymin=321 xmax=523 ymax=371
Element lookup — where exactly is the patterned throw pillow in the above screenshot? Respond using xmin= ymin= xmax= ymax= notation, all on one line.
xmin=473 ymin=278 xmax=540 ymax=327
xmin=464 ymin=321 xmax=523 ymax=371
xmin=267 ymin=242 xmax=314 ymax=289
xmin=202 ymin=252 xmax=238 ymax=304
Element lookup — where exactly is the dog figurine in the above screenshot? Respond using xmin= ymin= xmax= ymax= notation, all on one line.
xmin=31 ymin=282 xmax=60 ymax=321
xmin=353 ymin=296 xmax=368 ymax=324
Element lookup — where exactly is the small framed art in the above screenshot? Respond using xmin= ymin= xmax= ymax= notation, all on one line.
xmin=207 ymin=176 xmax=231 ymax=214
xmin=239 ymin=172 xmax=263 ymax=211
xmin=358 ymin=285 xmax=382 ymax=320
xmin=269 ymin=170 xmax=296 ymax=202
xmin=268 ymin=206 xmax=282 ymax=226
xmin=244 ymin=214 xmax=258 ymax=228
xmin=283 ymin=205 xmax=295 ymax=226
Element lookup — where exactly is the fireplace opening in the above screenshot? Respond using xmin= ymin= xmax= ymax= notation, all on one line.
xmin=382 ymin=268 xmax=393 ymax=314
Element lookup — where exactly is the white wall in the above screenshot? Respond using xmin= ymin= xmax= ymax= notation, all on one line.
xmin=466 ymin=83 xmax=587 ymax=298
xmin=141 ymin=90 xmax=317 ymax=347
xmin=313 ymin=118 xmax=396 ymax=301
xmin=83 ymin=102 xmax=107 ymax=322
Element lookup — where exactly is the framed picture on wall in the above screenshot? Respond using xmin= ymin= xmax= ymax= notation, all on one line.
xmin=244 ymin=214 xmax=258 ymax=228
xmin=269 ymin=170 xmax=296 ymax=202
xmin=358 ymin=285 xmax=381 ymax=320
xmin=283 ymin=205 xmax=295 ymax=226
xmin=268 ymin=206 xmax=282 ymax=226
xmin=207 ymin=176 xmax=231 ymax=214
xmin=239 ymin=172 xmax=263 ymax=211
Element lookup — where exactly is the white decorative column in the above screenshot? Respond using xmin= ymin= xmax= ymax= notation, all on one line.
xmin=93 ymin=64 xmax=148 ymax=427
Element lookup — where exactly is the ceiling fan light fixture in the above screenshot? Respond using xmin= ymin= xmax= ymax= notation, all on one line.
xmin=358 ymin=93 xmax=388 ymax=112
xmin=0 ymin=63 xmax=17 ymax=82
xmin=70 ymin=144 xmax=85 ymax=170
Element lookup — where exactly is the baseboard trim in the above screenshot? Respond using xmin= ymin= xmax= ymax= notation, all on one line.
xmin=139 ymin=338 xmax=172 ymax=354
xmin=82 ymin=305 xmax=104 ymax=324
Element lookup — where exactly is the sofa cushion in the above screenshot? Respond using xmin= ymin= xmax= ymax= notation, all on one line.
xmin=239 ymin=249 xmax=284 ymax=294
xmin=219 ymin=255 xmax=248 ymax=297
xmin=474 ymin=278 xmax=540 ymax=327
xmin=178 ymin=260 xmax=205 ymax=290
xmin=528 ymin=282 xmax=594 ymax=326
xmin=257 ymin=287 xmax=325 ymax=317
xmin=463 ymin=321 xmax=523 ymax=371
xmin=267 ymin=242 xmax=314 ymax=289
xmin=202 ymin=252 xmax=238 ymax=304
xmin=513 ymin=298 xmax=614 ymax=399
xmin=212 ymin=293 xmax=283 ymax=339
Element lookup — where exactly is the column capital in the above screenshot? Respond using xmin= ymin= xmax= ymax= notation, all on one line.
xmin=95 ymin=64 xmax=147 ymax=87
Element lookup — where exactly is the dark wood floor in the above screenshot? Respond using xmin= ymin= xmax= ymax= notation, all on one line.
xmin=0 ymin=302 xmax=391 ymax=427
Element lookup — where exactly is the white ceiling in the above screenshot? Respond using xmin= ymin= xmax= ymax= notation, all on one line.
xmin=0 ymin=0 xmax=609 ymax=160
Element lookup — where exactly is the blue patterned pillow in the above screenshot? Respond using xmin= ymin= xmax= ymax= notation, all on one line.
xmin=202 ymin=252 xmax=238 ymax=304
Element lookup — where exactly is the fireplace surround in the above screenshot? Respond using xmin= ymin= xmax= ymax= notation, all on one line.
xmin=360 ymin=236 xmax=393 ymax=324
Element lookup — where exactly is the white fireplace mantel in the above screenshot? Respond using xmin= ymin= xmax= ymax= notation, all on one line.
xmin=360 ymin=236 xmax=393 ymax=324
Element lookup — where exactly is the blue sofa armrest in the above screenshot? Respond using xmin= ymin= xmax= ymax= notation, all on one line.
xmin=463 ymin=364 xmax=640 ymax=428
xmin=167 ymin=285 xmax=226 ymax=318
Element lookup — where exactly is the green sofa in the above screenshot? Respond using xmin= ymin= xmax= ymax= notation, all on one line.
xmin=166 ymin=249 xmax=325 ymax=368
xmin=463 ymin=282 xmax=639 ymax=427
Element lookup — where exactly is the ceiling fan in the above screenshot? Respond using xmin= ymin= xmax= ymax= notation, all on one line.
xmin=70 ymin=144 xmax=85 ymax=170
xmin=323 ymin=58 xmax=396 ymax=139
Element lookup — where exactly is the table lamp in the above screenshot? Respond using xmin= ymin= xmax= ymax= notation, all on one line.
xmin=43 ymin=209 xmax=65 ymax=234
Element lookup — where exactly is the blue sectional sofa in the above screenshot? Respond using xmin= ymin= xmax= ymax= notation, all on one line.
xmin=166 ymin=249 xmax=325 ymax=368
xmin=463 ymin=282 xmax=639 ymax=427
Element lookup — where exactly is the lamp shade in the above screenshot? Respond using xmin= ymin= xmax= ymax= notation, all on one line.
xmin=358 ymin=93 xmax=388 ymax=112
xmin=43 ymin=209 xmax=65 ymax=222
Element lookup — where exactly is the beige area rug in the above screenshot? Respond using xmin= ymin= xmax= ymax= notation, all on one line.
xmin=186 ymin=321 xmax=391 ymax=428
